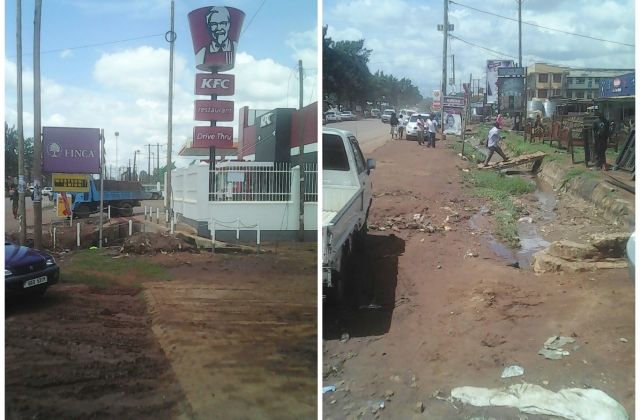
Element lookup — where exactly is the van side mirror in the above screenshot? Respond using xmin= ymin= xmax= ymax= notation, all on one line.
xmin=367 ymin=159 xmax=376 ymax=171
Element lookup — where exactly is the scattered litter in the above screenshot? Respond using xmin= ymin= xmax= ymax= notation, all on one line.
xmin=413 ymin=214 xmax=422 ymax=221
xmin=465 ymin=250 xmax=479 ymax=258
xmin=359 ymin=303 xmax=382 ymax=310
xmin=501 ymin=365 xmax=524 ymax=379
xmin=451 ymin=383 xmax=628 ymax=420
xmin=415 ymin=401 xmax=425 ymax=413
xmin=462 ymin=168 xmax=470 ymax=172
xmin=340 ymin=333 xmax=350 ymax=343
xmin=539 ymin=335 xmax=576 ymax=360
xmin=542 ymin=380 xmax=549 ymax=385
xmin=518 ymin=216 xmax=533 ymax=223
xmin=367 ymin=400 xmax=385 ymax=414
xmin=323 ymin=385 xmax=336 ymax=394
xmin=89 ymin=246 xmax=98 ymax=250
xmin=619 ymin=337 xmax=628 ymax=343
xmin=444 ymin=225 xmax=452 ymax=232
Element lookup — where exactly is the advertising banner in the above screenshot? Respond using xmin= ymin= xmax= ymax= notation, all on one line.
xmin=52 ymin=173 xmax=90 ymax=192
xmin=193 ymin=126 xmax=234 ymax=148
xmin=56 ymin=192 xmax=73 ymax=217
xmin=188 ymin=6 xmax=245 ymax=72
xmin=443 ymin=96 xmax=465 ymax=108
xmin=43 ymin=127 xmax=101 ymax=174
xmin=599 ymin=73 xmax=635 ymax=97
xmin=498 ymin=77 xmax=525 ymax=97
xmin=195 ymin=73 xmax=235 ymax=96
xmin=432 ymin=90 xmax=442 ymax=110
xmin=486 ymin=60 xmax=514 ymax=104
xmin=443 ymin=112 xmax=462 ymax=135
xmin=194 ymin=100 xmax=234 ymax=121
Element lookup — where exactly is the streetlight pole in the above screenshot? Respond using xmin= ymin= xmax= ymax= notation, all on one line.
xmin=115 ymin=131 xmax=119 ymax=180
xmin=133 ymin=150 xmax=140 ymax=181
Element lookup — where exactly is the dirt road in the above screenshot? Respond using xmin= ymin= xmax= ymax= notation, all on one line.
xmin=322 ymin=137 xmax=634 ymax=418
xmin=6 ymin=242 xmax=316 ymax=419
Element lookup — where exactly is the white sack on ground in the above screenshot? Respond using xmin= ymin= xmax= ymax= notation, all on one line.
xmin=451 ymin=383 xmax=628 ymax=420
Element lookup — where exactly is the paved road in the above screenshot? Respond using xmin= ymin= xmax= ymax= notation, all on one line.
xmin=5 ymin=197 xmax=165 ymax=234
xmin=324 ymin=118 xmax=392 ymax=154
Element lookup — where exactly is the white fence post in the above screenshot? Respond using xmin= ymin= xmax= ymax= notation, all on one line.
xmin=211 ymin=219 xmax=216 ymax=253
xmin=256 ymin=222 xmax=261 ymax=254
xmin=70 ymin=210 xmax=73 ymax=227
xmin=170 ymin=217 xmax=174 ymax=234
xmin=53 ymin=227 xmax=56 ymax=251
xmin=165 ymin=210 xmax=169 ymax=224
xmin=144 ymin=205 xmax=147 ymax=220
xmin=108 ymin=205 xmax=111 ymax=220
xmin=236 ymin=218 xmax=240 ymax=244
xmin=129 ymin=219 xmax=133 ymax=236
xmin=76 ymin=222 xmax=80 ymax=248
xmin=156 ymin=208 xmax=160 ymax=224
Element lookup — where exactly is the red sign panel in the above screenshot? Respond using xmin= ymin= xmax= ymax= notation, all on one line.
xmin=193 ymin=126 xmax=234 ymax=149
xmin=188 ymin=6 xmax=245 ymax=72
xmin=195 ymin=73 xmax=235 ymax=96
xmin=194 ymin=100 xmax=234 ymax=121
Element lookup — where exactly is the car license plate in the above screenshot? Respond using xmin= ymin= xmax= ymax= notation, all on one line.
xmin=23 ymin=276 xmax=47 ymax=288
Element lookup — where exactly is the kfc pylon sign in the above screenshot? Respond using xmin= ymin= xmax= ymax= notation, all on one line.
xmin=189 ymin=5 xmax=244 ymax=149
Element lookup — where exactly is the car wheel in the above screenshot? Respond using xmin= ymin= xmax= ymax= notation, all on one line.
xmin=75 ymin=203 xmax=91 ymax=218
xmin=119 ymin=202 xmax=133 ymax=217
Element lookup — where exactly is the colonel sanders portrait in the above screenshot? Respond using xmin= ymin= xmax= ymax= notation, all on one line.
xmin=195 ymin=6 xmax=236 ymax=70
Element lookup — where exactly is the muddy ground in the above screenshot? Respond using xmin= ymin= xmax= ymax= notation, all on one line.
xmin=6 ymin=241 xmax=317 ymax=420
xmin=323 ymin=138 xmax=634 ymax=419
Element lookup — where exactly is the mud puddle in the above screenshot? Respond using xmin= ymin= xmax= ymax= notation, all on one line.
xmin=470 ymin=172 xmax=557 ymax=269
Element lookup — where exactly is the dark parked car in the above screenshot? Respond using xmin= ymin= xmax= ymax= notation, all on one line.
xmin=5 ymin=242 xmax=59 ymax=296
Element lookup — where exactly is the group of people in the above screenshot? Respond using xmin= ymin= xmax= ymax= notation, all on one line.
xmin=389 ymin=112 xmax=405 ymax=140
xmin=415 ymin=115 xmax=437 ymax=147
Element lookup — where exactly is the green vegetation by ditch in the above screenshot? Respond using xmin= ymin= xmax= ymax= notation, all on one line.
xmin=463 ymin=169 xmax=534 ymax=247
xmin=61 ymin=249 xmax=172 ymax=288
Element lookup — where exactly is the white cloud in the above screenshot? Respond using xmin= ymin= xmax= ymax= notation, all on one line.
xmin=59 ymin=50 xmax=73 ymax=59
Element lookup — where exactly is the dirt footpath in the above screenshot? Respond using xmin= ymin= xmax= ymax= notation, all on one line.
xmin=6 ymin=242 xmax=316 ymax=420
xmin=6 ymin=284 xmax=187 ymax=419
xmin=323 ymin=139 xmax=634 ymax=419
xmin=145 ymin=246 xmax=317 ymax=419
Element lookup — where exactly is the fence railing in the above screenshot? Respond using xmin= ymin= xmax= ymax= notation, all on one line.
xmin=208 ymin=162 xmax=318 ymax=203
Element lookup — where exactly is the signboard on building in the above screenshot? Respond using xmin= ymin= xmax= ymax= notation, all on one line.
xmin=443 ymin=96 xmax=465 ymax=108
xmin=193 ymin=126 xmax=234 ymax=148
xmin=486 ymin=59 xmax=514 ymax=104
xmin=56 ymin=193 xmax=74 ymax=217
xmin=195 ymin=73 xmax=235 ymax=95
xmin=52 ymin=173 xmax=90 ymax=192
xmin=498 ymin=67 xmax=525 ymax=77
xmin=599 ymin=72 xmax=635 ymax=97
xmin=194 ymin=100 xmax=234 ymax=121
xmin=498 ymin=78 xmax=525 ymax=97
xmin=432 ymin=90 xmax=441 ymax=110
xmin=188 ymin=6 xmax=245 ymax=72
xmin=43 ymin=127 xmax=101 ymax=174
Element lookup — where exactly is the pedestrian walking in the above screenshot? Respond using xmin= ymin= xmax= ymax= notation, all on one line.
xmin=496 ymin=113 xmax=504 ymax=129
xmin=9 ymin=185 xmax=19 ymax=219
xmin=390 ymin=112 xmax=399 ymax=139
xmin=592 ymin=113 xmax=611 ymax=170
xmin=427 ymin=116 xmax=437 ymax=147
xmin=483 ymin=122 xmax=509 ymax=166
xmin=397 ymin=114 xmax=405 ymax=140
xmin=417 ymin=116 xmax=425 ymax=145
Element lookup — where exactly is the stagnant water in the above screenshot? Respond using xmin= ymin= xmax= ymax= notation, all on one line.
xmin=469 ymin=172 xmax=557 ymax=269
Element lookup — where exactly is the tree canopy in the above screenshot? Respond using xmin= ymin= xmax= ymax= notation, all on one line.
xmin=5 ymin=123 xmax=34 ymax=184
xmin=323 ymin=26 xmax=423 ymax=109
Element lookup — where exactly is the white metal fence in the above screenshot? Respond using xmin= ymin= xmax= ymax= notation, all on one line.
xmin=209 ymin=162 xmax=317 ymax=202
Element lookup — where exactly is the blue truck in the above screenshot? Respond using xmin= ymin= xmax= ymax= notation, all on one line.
xmin=67 ymin=179 xmax=150 ymax=218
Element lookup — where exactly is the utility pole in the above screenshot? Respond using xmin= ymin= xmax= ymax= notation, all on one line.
xmin=165 ymin=0 xmax=175 ymax=210
xmin=518 ymin=0 xmax=522 ymax=67
xmin=441 ymin=0 xmax=448 ymax=136
xmin=298 ymin=59 xmax=305 ymax=241
xmin=156 ymin=143 xmax=160 ymax=183
xmin=451 ymin=54 xmax=455 ymax=93
xmin=17 ymin=0 xmax=27 ymax=245
xmin=32 ymin=0 xmax=43 ymax=249
xmin=148 ymin=144 xmax=152 ymax=184
xmin=114 ymin=131 xmax=119 ymax=178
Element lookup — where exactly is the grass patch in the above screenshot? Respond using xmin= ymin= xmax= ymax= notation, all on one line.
xmin=463 ymin=169 xmax=535 ymax=247
xmin=61 ymin=249 xmax=172 ymax=288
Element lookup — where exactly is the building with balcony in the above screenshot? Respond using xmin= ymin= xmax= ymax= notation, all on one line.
xmin=566 ymin=68 xmax=634 ymax=100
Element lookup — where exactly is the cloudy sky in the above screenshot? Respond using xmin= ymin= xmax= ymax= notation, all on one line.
xmin=324 ymin=0 xmax=635 ymax=100
xmin=4 ymin=0 xmax=317 ymax=172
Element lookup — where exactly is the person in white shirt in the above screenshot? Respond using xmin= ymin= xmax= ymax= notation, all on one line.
xmin=426 ymin=117 xmax=437 ymax=147
xmin=397 ymin=114 xmax=406 ymax=140
xmin=483 ymin=122 xmax=509 ymax=166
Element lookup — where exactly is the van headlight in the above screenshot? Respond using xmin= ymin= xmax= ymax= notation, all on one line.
xmin=45 ymin=257 xmax=56 ymax=266
xmin=5 ymin=269 xmax=13 ymax=277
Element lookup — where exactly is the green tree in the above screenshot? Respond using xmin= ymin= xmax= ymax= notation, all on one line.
xmin=5 ymin=123 xmax=34 ymax=183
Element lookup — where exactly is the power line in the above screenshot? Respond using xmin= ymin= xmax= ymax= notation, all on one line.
xmin=449 ymin=0 xmax=634 ymax=47
xmin=449 ymin=34 xmax=518 ymax=60
xmin=242 ymin=0 xmax=267 ymax=35
xmin=8 ymin=33 xmax=165 ymax=58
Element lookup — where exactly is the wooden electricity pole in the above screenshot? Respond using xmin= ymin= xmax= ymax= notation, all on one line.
xmin=298 ymin=59 xmax=305 ymax=241
xmin=17 ymin=0 xmax=27 ymax=245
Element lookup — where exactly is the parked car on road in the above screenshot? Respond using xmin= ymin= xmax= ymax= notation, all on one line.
xmin=324 ymin=111 xmax=342 ymax=123
xmin=340 ymin=110 xmax=357 ymax=121
xmin=42 ymin=186 xmax=53 ymax=197
xmin=405 ymin=113 xmax=432 ymax=140
xmin=5 ymin=241 xmax=59 ymax=297
xmin=370 ymin=109 xmax=381 ymax=118
xmin=381 ymin=109 xmax=396 ymax=123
